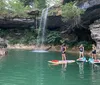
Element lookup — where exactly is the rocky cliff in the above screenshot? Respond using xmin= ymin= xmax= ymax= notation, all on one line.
xmin=0 ymin=18 xmax=35 ymax=29
xmin=90 ymin=19 xmax=100 ymax=53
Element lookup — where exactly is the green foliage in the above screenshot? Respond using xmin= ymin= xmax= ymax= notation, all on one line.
xmin=0 ymin=0 xmax=8 ymax=16
xmin=6 ymin=0 xmax=31 ymax=17
xmin=0 ymin=28 xmax=37 ymax=45
xmin=48 ymin=8 xmax=59 ymax=16
xmin=0 ymin=0 xmax=32 ymax=17
xmin=46 ymin=31 xmax=62 ymax=45
xmin=18 ymin=29 xmax=37 ymax=45
xmin=61 ymin=2 xmax=84 ymax=20
xmin=65 ymin=41 xmax=77 ymax=48
xmin=34 ymin=0 xmax=40 ymax=8
xmin=77 ymin=41 xmax=92 ymax=50
xmin=9 ymin=39 xmax=19 ymax=44
xmin=0 ymin=0 xmax=5 ymax=11
xmin=65 ymin=41 xmax=92 ymax=51
xmin=0 ymin=0 xmax=47 ymax=17
xmin=37 ymin=0 xmax=46 ymax=9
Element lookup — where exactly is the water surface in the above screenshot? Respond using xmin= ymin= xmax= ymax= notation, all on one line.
xmin=0 ymin=50 xmax=100 ymax=85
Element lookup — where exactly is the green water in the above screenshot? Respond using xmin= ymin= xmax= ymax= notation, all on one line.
xmin=0 ymin=50 xmax=100 ymax=85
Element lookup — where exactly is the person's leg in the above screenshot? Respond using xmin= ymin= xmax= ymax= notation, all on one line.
xmin=92 ymin=53 xmax=93 ymax=59
xmin=64 ymin=54 xmax=66 ymax=60
xmin=62 ymin=54 xmax=63 ymax=60
xmin=79 ymin=52 xmax=81 ymax=58
xmin=82 ymin=52 xmax=84 ymax=57
xmin=80 ymin=52 xmax=83 ymax=58
xmin=62 ymin=54 xmax=64 ymax=60
xmin=94 ymin=54 xmax=96 ymax=60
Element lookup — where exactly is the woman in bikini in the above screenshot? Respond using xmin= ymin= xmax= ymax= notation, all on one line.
xmin=61 ymin=44 xmax=67 ymax=60
xmin=79 ymin=44 xmax=84 ymax=58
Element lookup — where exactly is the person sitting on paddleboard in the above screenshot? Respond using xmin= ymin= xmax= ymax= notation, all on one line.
xmin=92 ymin=44 xmax=96 ymax=60
xmin=79 ymin=44 xmax=84 ymax=58
xmin=61 ymin=44 xmax=67 ymax=60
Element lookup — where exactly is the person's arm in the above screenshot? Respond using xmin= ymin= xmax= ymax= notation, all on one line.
xmin=79 ymin=45 xmax=81 ymax=48
xmin=83 ymin=47 xmax=84 ymax=52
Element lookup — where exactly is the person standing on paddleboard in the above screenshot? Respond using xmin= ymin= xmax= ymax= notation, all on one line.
xmin=79 ymin=44 xmax=84 ymax=58
xmin=61 ymin=44 xmax=67 ymax=60
xmin=91 ymin=44 xmax=97 ymax=60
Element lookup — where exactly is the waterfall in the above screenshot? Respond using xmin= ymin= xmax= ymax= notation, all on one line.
xmin=32 ymin=8 xmax=49 ymax=52
xmin=36 ymin=0 xmax=62 ymax=48
xmin=36 ymin=8 xmax=49 ymax=48
xmin=33 ymin=0 xmax=63 ymax=52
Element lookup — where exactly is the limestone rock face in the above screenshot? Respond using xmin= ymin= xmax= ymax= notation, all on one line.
xmin=89 ymin=19 xmax=100 ymax=53
xmin=0 ymin=18 xmax=35 ymax=29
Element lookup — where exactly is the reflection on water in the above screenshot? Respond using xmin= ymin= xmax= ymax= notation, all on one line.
xmin=77 ymin=62 xmax=84 ymax=79
xmin=92 ymin=64 xmax=100 ymax=72
xmin=35 ymin=53 xmax=45 ymax=85
xmin=61 ymin=63 xmax=67 ymax=79
xmin=91 ymin=64 xmax=100 ymax=85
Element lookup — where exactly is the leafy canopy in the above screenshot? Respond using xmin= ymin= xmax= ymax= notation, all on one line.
xmin=61 ymin=2 xmax=84 ymax=20
xmin=0 ymin=0 xmax=32 ymax=17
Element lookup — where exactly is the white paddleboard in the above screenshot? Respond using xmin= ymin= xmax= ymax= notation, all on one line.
xmin=48 ymin=60 xmax=75 ymax=64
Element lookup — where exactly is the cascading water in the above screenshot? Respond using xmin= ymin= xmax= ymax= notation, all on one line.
xmin=37 ymin=8 xmax=49 ymax=47
xmin=33 ymin=8 xmax=49 ymax=52
xmin=33 ymin=0 xmax=63 ymax=52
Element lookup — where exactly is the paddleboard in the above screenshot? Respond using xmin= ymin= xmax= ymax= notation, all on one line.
xmin=76 ymin=57 xmax=87 ymax=62
xmin=88 ymin=58 xmax=94 ymax=63
xmin=48 ymin=60 xmax=75 ymax=64
xmin=88 ymin=58 xmax=100 ymax=65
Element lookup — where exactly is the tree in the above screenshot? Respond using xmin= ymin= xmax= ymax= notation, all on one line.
xmin=36 ymin=0 xmax=46 ymax=9
xmin=6 ymin=0 xmax=31 ymax=17
xmin=20 ymin=0 xmax=46 ymax=9
xmin=0 ymin=0 xmax=32 ymax=17
xmin=60 ymin=2 xmax=85 ymax=34
xmin=61 ymin=2 xmax=84 ymax=20
xmin=0 ymin=0 xmax=8 ymax=15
